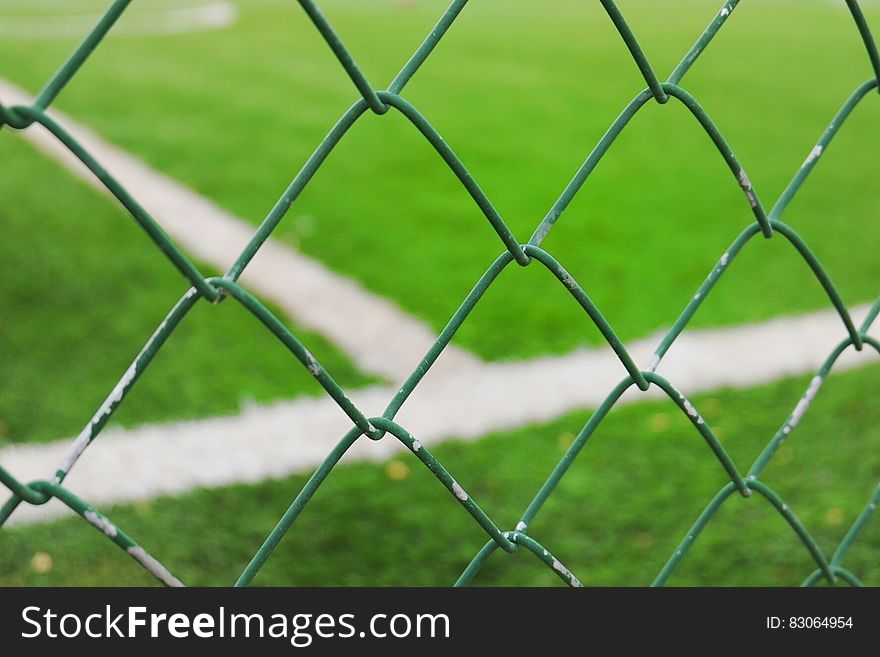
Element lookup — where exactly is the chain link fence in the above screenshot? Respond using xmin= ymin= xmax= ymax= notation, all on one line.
xmin=1 ymin=0 xmax=879 ymax=587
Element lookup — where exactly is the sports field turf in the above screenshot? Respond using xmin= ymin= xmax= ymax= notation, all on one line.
xmin=0 ymin=136 xmax=372 ymax=444
xmin=1 ymin=363 xmax=878 ymax=586
xmin=1 ymin=0 xmax=878 ymax=361
xmin=1 ymin=0 xmax=878 ymax=587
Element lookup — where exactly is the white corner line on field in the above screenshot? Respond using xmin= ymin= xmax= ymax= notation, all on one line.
xmin=0 ymin=77 xmax=480 ymax=382
xmin=3 ymin=303 xmax=877 ymax=526
xmin=2 ymin=77 xmax=879 ymax=527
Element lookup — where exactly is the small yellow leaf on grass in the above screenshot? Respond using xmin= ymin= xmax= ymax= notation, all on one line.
xmin=649 ymin=413 xmax=670 ymax=433
xmin=31 ymin=552 xmax=53 ymax=574
xmin=825 ymin=507 xmax=844 ymax=527
xmin=134 ymin=501 xmax=154 ymax=517
xmin=385 ymin=460 xmax=410 ymax=481
xmin=777 ymin=446 xmax=795 ymax=465
xmin=557 ymin=432 xmax=575 ymax=451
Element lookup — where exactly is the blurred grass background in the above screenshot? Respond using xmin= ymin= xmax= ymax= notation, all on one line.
xmin=0 ymin=0 xmax=878 ymax=585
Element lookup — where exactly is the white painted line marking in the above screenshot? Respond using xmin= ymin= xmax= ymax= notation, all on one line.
xmin=2 ymin=80 xmax=878 ymax=528
xmin=0 ymin=78 xmax=479 ymax=381
xmin=4 ymin=304 xmax=876 ymax=526
xmin=0 ymin=2 xmax=239 ymax=39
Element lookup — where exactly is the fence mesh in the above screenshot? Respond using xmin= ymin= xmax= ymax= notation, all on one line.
xmin=2 ymin=0 xmax=880 ymax=587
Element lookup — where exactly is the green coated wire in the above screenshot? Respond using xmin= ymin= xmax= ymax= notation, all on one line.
xmin=1 ymin=0 xmax=879 ymax=588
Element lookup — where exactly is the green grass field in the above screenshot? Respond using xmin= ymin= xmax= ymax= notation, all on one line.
xmin=0 ymin=136 xmax=372 ymax=444
xmin=1 ymin=0 xmax=878 ymax=361
xmin=2 ymin=364 xmax=878 ymax=586
xmin=1 ymin=0 xmax=878 ymax=586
